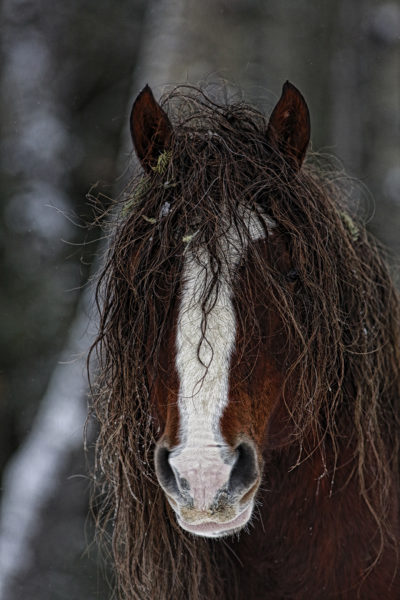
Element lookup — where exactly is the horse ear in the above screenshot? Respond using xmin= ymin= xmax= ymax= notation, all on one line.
xmin=130 ymin=85 xmax=173 ymax=171
xmin=266 ymin=81 xmax=310 ymax=170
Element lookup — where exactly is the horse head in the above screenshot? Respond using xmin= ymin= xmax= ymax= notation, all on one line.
xmin=129 ymin=82 xmax=310 ymax=537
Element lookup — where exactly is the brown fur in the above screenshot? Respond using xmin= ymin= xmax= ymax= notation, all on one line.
xmin=89 ymin=85 xmax=400 ymax=599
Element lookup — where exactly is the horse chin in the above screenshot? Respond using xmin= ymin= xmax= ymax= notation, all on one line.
xmin=174 ymin=503 xmax=254 ymax=538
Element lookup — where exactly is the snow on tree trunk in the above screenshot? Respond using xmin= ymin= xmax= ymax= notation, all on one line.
xmin=0 ymin=290 xmax=91 ymax=598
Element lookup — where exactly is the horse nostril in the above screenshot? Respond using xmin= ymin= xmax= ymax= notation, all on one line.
xmin=154 ymin=445 xmax=180 ymax=498
xmin=228 ymin=442 xmax=259 ymax=497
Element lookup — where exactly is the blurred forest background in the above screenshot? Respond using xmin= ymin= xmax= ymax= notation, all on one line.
xmin=0 ymin=0 xmax=399 ymax=599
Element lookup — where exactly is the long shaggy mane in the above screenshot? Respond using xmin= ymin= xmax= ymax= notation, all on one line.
xmin=89 ymin=85 xmax=400 ymax=599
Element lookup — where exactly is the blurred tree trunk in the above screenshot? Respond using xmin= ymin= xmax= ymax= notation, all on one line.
xmin=330 ymin=0 xmax=400 ymax=256
xmin=0 ymin=291 xmax=93 ymax=599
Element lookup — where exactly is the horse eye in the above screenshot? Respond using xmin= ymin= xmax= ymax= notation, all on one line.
xmin=285 ymin=269 xmax=299 ymax=283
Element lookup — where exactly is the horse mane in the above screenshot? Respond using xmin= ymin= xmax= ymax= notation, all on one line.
xmin=89 ymin=85 xmax=400 ymax=600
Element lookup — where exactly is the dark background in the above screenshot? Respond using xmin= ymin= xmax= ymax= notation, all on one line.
xmin=0 ymin=1 xmax=399 ymax=598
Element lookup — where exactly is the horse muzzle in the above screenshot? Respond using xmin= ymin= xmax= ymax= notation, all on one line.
xmin=154 ymin=438 xmax=261 ymax=537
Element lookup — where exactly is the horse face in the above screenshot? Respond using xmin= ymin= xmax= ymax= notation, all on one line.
xmin=131 ymin=82 xmax=308 ymax=537
xmin=150 ymin=228 xmax=293 ymax=538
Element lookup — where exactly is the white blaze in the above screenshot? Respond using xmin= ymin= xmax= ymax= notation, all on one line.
xmin=171 ymin=245 xmax=237 ymax=508
xmin=169 ymin=213 xmax=273 ymax=509
xmin=176 ymin=247 xmax=237 ymax=448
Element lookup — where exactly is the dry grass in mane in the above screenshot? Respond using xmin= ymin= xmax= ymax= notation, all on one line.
xmin=89 ymin=85 xmax=400 ymax=600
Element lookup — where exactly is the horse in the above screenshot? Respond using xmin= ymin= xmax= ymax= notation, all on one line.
xmin=90 ymin=81 xmax=400 ymax=599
